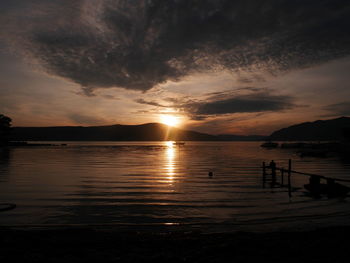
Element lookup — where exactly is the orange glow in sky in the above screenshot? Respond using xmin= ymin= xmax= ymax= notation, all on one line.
xmin=160 ymin=115 xmax=181 ymax=127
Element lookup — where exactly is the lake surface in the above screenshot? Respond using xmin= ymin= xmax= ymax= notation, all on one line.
xmin=1 ymin=141 xmax=350 ymax=232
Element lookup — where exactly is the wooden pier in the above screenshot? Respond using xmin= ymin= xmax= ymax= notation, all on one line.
xmin=262 ymin=159 xmax=350 ymax=198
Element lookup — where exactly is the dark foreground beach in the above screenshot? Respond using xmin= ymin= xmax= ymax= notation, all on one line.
xmin=1 ymin=226 xmax=349 ymax=262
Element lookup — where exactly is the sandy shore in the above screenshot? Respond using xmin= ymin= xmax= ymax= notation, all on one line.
xmin=1 ymin=225 xmax=349 ymax=262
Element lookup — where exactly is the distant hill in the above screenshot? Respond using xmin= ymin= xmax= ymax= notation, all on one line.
xmin=10 ymin=123 xmax=217 ymax=141
xmin=216 ymin=134 xmax=267 ymax=141
xmin=269 ymin=117 xmax=350 ymax=141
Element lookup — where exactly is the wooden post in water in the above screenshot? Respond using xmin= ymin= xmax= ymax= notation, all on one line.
xmin=288 ymin=159 xmax=292 ymax=197
xmin=271 ymin=161 xmax=276 ymax=187
xmin=262 ymin=162 xmax=266 ymax=188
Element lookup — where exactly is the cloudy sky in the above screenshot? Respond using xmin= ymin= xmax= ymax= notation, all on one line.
xmin=1 ymin=0 xmax=350 ymax=135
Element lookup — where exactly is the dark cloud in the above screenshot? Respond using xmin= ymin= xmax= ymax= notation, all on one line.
xmin=204 ymin=87 xmax=268 ymax=100
xmin=3 ymin=0 xmax=350 ymax=92
xmin=323 ymin=102 xmax=350 ymax=116
xmin=185 ymin=92 xmax=296 ymax=119
xmin=135 ymin=98 xmax=167 ymax=107
xmin=134 ymin=88 xmax=297 ymax=119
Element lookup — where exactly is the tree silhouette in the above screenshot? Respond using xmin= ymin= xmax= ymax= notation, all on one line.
xmin=0 ymin=114 xmax=12 ymax=145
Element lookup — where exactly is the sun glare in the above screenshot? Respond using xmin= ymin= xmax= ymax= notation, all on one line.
xmin=160 ymin=115 xmax=180 ymax=127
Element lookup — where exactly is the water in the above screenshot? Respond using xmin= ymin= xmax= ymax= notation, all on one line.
xmin=1 ymin=141 xmax=350 ymax=232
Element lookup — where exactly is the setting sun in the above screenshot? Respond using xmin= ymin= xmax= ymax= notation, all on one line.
xmin=160 ymin=115 xmax=180 ymax=127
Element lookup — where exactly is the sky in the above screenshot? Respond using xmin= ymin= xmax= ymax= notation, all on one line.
xmin=1 ymin=0 xmax=350 ymax=135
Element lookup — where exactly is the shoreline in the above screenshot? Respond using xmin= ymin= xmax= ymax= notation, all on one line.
xmin=1 ymin=225 xmax=350 ymax=262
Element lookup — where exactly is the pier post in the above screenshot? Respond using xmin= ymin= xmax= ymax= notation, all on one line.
xmin=271 ymin=161 xmax=276 ymax=187
xmin=288 ymin=159 xmax=292 ymax=197
xmin=262 ymin=162 xmax=266 ymax=188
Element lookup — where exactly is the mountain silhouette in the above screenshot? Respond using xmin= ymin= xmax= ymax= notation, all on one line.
xmin=216 ymin=134 xmax=266 ymax=141
xmin=10 ymin=123 xmax=216 ymax=141
xmin=269 ymin=117 xmax=350 ymax=141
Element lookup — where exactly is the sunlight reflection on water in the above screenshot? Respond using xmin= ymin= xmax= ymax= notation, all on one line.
xmin=165 ymin=142 xmax=176 ymax=183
